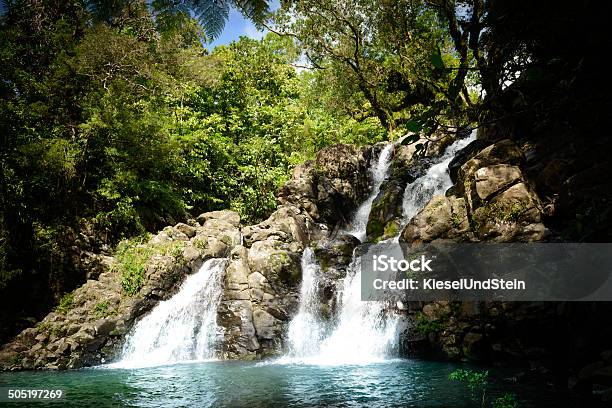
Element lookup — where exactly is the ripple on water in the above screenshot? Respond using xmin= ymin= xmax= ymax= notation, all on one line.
xmin=0 ymin=359 xmax=587 ymax=408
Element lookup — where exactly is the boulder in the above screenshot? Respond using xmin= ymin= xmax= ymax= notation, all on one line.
xmin=242 ymin=205 xmax=315 ymax=248
xmin=174 ymin=223 xmax=196 ymax=238
xmin=196 ymin=210 xmax=241 ymax=227
xmin=456 ymin=139 xmax=524 ymax=196
xmin=278 ymin=144 xmax=370 ymax=225
xmin=252 ymin=308 xmax=281 ymax=340
xmin=473 ymin=164 xmax=522 ymax=202
xmin=248 ymin=240 xmax=301 ymax=287
xmin=472 ymin=182 xmax=547 ymax=242
xmin=401 ymin=195 xmax=471 ymax=243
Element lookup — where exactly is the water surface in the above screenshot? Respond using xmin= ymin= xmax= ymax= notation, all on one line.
xmin=0 ymin=359 xmax=583 ymax=407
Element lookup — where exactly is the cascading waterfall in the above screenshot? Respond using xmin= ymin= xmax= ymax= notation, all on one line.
xmin=108 ymin=134 xmax=474 ymax=369
xmin=281 ymin=142 xmax=398 ymax=365
xmin=309 ymin=254 xmax=399 ymax=364
xmin=345 ymin=143 xmax=395 ymax=241
xmin=283 ymin=133 xmax=475 ymax=365
xmin=401 ymin=131 xmax=476 ymax=224
xmin=111 ymin=258 xmax=227 ymax=369
xmin=280 ymin=248 xmax=398 ymax=365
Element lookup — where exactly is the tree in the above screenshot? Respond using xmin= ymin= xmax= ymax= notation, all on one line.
xmin=274 ymin=0 xmax=473 ymax=135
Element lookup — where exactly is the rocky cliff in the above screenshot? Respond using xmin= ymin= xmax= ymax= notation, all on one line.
xmin=394 ymin=131 xmax=612 ymax=402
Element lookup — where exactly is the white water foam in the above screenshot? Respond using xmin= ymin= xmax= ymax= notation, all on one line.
xmin=401 ymin=131 xmax=476 ymax=226
xmin=280 ymin=143 xmax=399 ymax=365
xmin=284 ymin=248 xmax=327 ymax=357
xmin=278 ymin=251 xmax=398 ymax=366
xmin=110 ymin=258 xmax=227 ymax=369
xmin=345 ymin=143 xmax=394 ymax=241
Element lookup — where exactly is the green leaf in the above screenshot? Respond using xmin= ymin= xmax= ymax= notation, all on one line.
xmin=430 ymin=47 xmax=444 ymax=70
xmin=401 ymin=134 xmax=420 ymax=145
xmin=405 ymin=120 xmax=422 ymax=133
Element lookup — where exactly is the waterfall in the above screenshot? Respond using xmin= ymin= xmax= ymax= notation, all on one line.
xmin=282 ymin=133 xmax=475 ymax=365
xmin=401 ymin=132 xmax=476 ymax=225
xmin=345 ymin=143 xmax=394 ymax=241
xmin=111 ymin=258 xmax=227 ymax=369
xmin=281 ymin=144 xmax=398 ymax=365
xmin=281 ymin=250 xmax=397 ymax=365
xmin=310 ymin=255 xmax=399 ymax=364
xmin=285 ymin=248 xmax=327 ymax=357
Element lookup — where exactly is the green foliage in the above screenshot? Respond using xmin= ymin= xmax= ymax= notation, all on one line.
xmin=115 ymin=238 xmax=156 ymax=296
xmin=449 ymin=369 xmax=489 ymax=408
xmin=414 ymin=311 xmax=445 ymax=334
xmin=492 ymin=394 xmax=519 ymax=408
xmin=93 ymin=300 xmax=115 ymax=318
xmin=115 ymin=234 xmax=189 ymax=295
xmin=55 ymin=293 xmax=75 ymax=315
xmin=448 ymin=369 xmax=519 ymax=408
xmin=277 ymin=0 xmax=466 ymax=133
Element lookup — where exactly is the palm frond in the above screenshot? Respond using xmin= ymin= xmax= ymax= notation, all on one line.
xmin=187 ymin=0 xmax=231 ymax=39
xmin=232 ymin=0 xmax=269 ymax=24
xmin=84 ymin=0 xmax=270 ymax=40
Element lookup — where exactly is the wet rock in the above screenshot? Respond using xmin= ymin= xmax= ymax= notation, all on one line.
xmin=314 ymin=234 xmax=360 ymax=272
xmin=366 ymin=180 xmax=404 ymax=242
xmin=252 ymin=308 xmax=280 ymax=340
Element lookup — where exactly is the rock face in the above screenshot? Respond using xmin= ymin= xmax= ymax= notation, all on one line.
xmin=400 ymin=139 xmax=548 ymax=244
xmin=395 ymin=134 xmax=612 ymax=408
xmin=218 ymin=205 xmax=320 ymax=359
xmin=365 ymin=133 xmax=462 ymax=242
xmin=0 ymin=211 xmax=241 ymax=370
xmin=397 ymin=139 xmax=550 ymax=364
xmin=277 ymin=143 xmax=370 ymax=225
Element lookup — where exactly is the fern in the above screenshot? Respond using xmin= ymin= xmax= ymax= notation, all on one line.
xmin=84 ymin=0 xmax=271 ymax=40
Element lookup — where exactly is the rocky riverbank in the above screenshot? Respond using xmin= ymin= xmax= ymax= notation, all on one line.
xmin=0 ymin=142 xmax=376 ymax=370
xmin=1 ymin=127 xmax=611 ymax=403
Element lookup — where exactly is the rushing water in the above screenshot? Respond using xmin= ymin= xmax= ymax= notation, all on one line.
xmin=0 ymin=133 xmax=588 ymax=407
xmin=285 ymin=248 xmax=327 ymax=357
xmin=401 ymin=132 xmax=476 ymax=224
xmin=345 ymin=143 xmax=395 ymax=241
xmin=281 ymin=142 xmax=400 ymax=365
xmin=281 ymin=250 xmax=398 ymax=365
xmin=112 ymin=258 xmax=227 ymax=369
